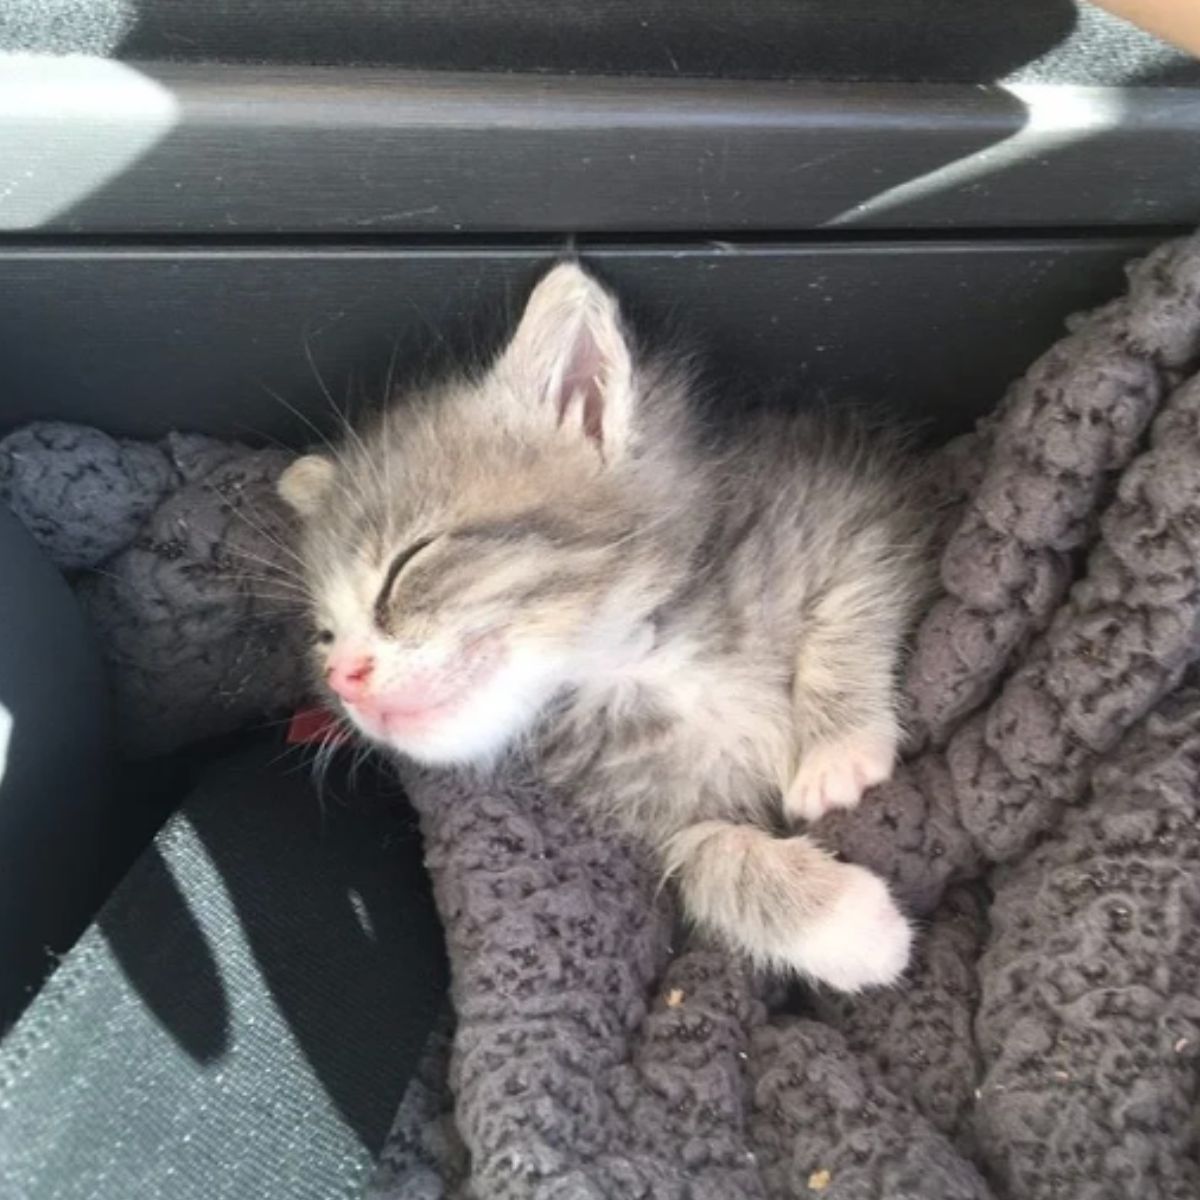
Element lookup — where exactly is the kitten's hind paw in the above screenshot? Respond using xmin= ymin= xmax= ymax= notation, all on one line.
xmin=665 ymin=821 xmax=911 ymax=993
xmin=784 ymin=728 xmax=896 ymax=824
xmin=790 ymin=863 xmax=912 ymax=991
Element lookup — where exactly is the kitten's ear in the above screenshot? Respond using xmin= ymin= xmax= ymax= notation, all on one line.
xmin=501 ymin=262 xmax=634 ymax=458
xmin=278 ymin=454 xmax=336 ymax=516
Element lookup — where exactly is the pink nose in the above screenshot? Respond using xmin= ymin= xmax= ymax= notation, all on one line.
xmin=326 ymin=653 xmax=375 ymax=703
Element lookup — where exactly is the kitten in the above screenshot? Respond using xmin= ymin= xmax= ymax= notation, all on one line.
xmin=279 ymin=263 xmax=931 ymax=991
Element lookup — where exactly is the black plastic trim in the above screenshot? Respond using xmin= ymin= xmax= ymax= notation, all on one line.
xmin=1 ymin=58 xmax=1197 ymax=235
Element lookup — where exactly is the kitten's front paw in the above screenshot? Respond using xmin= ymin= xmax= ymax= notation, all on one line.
xmin=784 ymin=728 xmax=896 ymax=824
xmin=791 ymin=863 xmax=911 ymax=992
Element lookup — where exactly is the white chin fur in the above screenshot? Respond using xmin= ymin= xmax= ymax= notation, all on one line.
xmin=372 ymin=652 xmax=563 ymax=767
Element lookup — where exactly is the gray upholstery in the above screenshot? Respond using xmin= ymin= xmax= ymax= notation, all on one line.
xmin=0 ymin=743 xmax=447 ymax=1199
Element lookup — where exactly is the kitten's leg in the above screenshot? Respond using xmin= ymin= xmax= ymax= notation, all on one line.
xmin=663 ymin=821 xmax=911 ymax=991
xmin=784 ymin=568 xmax=910 ymax=824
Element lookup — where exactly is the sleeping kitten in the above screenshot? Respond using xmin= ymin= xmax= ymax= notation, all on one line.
xmin=279 ymin=263 xmax=931 ymax=991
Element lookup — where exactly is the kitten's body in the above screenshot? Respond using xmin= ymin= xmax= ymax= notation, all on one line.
xmin=540 ymin=405 xmax=924 ymax=835
xmin=280 ymin=264 xmax=930 ymax=991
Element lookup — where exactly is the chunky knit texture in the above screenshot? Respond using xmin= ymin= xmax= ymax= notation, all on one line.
xmin=0 ymin=425 xmax=308 ymax=756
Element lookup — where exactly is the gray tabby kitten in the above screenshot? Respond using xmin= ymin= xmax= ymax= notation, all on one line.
xmin=279 ymin=263 xmax=930 ymax=991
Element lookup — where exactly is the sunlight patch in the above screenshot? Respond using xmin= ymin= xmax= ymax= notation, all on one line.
xmin=827 ymin=84 xmax=1126 ymax=227
xmin=0 ymin=701 xmax=11 ymax=788
xmin=0 ymin=56 xmax=179 ymax=230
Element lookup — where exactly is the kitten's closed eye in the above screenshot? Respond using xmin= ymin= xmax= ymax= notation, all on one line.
xmin=375 ymin=536 xmax=436 ymax=625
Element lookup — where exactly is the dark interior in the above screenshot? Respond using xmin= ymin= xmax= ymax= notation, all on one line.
xmin=1 ymin=3 xmax=1198 ymax=1195
xmin=6 ymin=0 xmax=1199 ymax=84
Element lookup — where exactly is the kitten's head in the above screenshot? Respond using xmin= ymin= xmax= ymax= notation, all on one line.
xmin=279 ymin=262 xmax=693 ymax=765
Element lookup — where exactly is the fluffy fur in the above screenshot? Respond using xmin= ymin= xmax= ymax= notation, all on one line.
xmin=279 ymin=262 xmax=932 ymax=990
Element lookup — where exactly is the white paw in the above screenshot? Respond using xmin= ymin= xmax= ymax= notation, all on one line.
xmin=788 ymin=863 xmax=912 ymax=992
xmin=783 ymin=728 xmax=897 ymax=824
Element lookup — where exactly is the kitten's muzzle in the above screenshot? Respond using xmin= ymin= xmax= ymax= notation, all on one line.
xmin=334 ymin=632 xmax=506 ymax=738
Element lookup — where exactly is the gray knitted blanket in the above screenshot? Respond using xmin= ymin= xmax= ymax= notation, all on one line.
xmin=0 ymin=426 xmax=309 ymax=756
xmin=4 ymin=233 xmax=1200 ymax=1199
xmin=368 ymin=233 xmax=1200 ymax=1200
